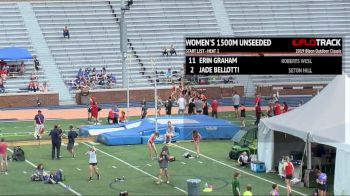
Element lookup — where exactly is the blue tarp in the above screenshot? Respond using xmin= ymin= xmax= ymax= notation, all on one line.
xmin=0 ymin=47 xmax=32 ymax=60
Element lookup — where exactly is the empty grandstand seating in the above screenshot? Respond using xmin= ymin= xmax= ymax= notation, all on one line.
xmin=224 ymin=0 xmax=347 ymax=85
xmin=110 ymin=0 xmax=221 ymax=86
xmin=0 ymin=3 xmax=48 ymax=93
xmin=31 ymin=1 xmax=150 ymax=90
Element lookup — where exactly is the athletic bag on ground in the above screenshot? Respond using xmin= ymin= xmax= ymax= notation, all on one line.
xmin=12 ymin=146 xmax=25 ymax=161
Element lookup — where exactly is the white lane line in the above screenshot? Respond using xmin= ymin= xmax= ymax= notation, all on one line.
xmin=172 ymin=144 xmax=306 ymax=196
xmin=180 ymin=162 xmax=186 ymax=165
xmin=112 ymin=166 xmax=117 ymax=169
xmin=82 ymin=142 xmax=187 ymax=195
xmin=7 ymin=148 xmax=82 ymax=196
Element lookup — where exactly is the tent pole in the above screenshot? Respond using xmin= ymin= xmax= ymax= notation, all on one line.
xmin=307 ymin=133 xmax=312 ymax=169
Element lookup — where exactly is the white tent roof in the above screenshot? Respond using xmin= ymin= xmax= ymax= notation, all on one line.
xmin=260 ymin=74 xmax=349 ymax=148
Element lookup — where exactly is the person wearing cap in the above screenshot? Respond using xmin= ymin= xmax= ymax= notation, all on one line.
xmin=34 ymin=110 xmax=45 ymax=139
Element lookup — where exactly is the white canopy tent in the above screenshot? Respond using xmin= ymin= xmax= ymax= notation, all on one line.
xmin=258 ymin=74 xmax=350 ymax=195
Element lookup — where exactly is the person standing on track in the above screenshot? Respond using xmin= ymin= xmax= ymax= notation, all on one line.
xmin=156 ymin=146 xmax=170 ymax=184
xmin=177 ymin=95 xmax=186 ymax=115
xmin=211 ymin=99 xmax=219 ymax=118
xmin=49 ymin=125 xmax=61 ymax=160
xmin=240 ymin=104 xmax=246 ymax=127
xmin=165 ymin=97 xmax=173 ymax=117
xmin=255 ymin=102 xmax=262 ymax=125
xmin=90 ymin=98 xmax=99 ymax=125
xmin=0 ymin=138 xmax=8 ymax=173
xmin=232 ymin=91 xmax=240 ymax=118
xmin=34 ymin=110 xmax=45 ymax=139
xmin=85 ymin=146 xmax=100 ymax=182
xmin=147 ymin=131 xmax=159 ymax=160
xmin=283 ymin=156 xmax=294 ymax=196
xmin=192 ymin=130 xmax=201 ymax=158
xmin=67 ymin=125 xmax=78 ymax=158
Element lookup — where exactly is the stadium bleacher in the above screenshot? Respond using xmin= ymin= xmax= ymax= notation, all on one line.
xmin=0 ymin=2 xmax=48 ymax=93
xmin=0 ymin=0 xmax=349 ymax=98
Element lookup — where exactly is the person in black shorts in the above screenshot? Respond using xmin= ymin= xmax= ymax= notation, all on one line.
xmin=156 ymin=146 xmax=170 ymax=184
xmin=85 ymin=146 xmax=100 ymax=182
xmin=240 ymin=104 xmax=246 ymax=127
xmin=67 ymin=125 xmax=78 ymax=158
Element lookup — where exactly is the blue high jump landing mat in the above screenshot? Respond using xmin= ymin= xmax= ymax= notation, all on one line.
xmin=79 ymin=115 xmax=240 ymax=145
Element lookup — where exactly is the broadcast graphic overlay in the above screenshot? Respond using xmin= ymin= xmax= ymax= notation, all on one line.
xmin=185 ymin=37 xmax=342 ymax=75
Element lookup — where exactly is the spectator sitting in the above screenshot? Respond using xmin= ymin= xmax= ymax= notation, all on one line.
xmin=0 ymin=67 xmax=8 ymax=80
xmin=77 ymin=68 xmax=84 ymax=78
xmin=31 ymin=163 xmax=49 ymax=181
xmin=28 ymin=81 xmax=39 ymax=92
xmin=162 ymin=47 xmax=168 ymax=56
xmin=0 ymin=60 xmax=6 ymax=69
xmin=19 ymin=61 xmax=25 ymax=75
xmin=165 ymin=68 xmax=172 ymax=82
xmin=33 ymin=56 xmax=40 ymax=72
xmin=237 ymin=151 xmax=249 ymax=167
xmin=108 ymin=108 xmax=115 ymax=124
xmin=63 ymin=26 xmax=70 ymax=39
xmin=30 ymin=71 xmax=38 ymax=81
xmin=170 ymin=44 xmax=177 ymax=56
xmin=0 ymin=77 xmax=5 ymax=93
xmin=9 ymin=63 xmax=18 ymax=73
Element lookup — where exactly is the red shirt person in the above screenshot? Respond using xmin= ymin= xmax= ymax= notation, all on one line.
xmin=0 ymin=138 xmax=8 ymax=172
xmin=255 ymin=93 xmax=261 ymax=106
xmin=274 ymin=101 xmax=281 ymax=116
xmin=90 ymin=97 xmax=99 ymax=124
xmin=211 ymin=99 xmax=219 ymax=118
xmin=283 ymin=102 xmax=289 ymax=113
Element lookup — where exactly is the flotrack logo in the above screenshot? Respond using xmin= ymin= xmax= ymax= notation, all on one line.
xmin=292 ymin=38 xmax=341 ymax=47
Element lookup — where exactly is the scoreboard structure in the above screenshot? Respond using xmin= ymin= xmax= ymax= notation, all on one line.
xmin=185 ymin=37 xmax=342 ymax=75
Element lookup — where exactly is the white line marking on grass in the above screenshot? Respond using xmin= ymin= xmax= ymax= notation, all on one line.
xmin=81 ymin=142 xmax=187 ymax=195
xmin=172 ymin=144 xmax=306 ymax=196
xmin=146 ymin=164 xmax=152 ymax=167
xmin=7 ymin=148 xmax=82 ymax=196
xmin=112 ymin=166 xmax=117 ymax=169
xmin=181 ymin=162 xmax=186 ymax=165
xmin=88 ymin=142 xmax=100 ymax=145
xmin=23 ymin=171 xmax=27 ymax=174
xmin=198 ymin=161 xmax=203 ymax=164
xmin=76 ymin=168 xmax=81 ymax=171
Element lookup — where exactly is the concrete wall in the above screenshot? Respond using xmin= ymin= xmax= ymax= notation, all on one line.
xmin=0 ymin=92 xmax=59 ymax=107
xmin=256 ymin=83 xmax=327 ymax=96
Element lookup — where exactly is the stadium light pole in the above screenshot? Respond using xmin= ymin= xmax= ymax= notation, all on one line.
xmin=120 ymin=0 xmax=132 ymax=88
xmin=126 ymin=53 xmax=132 ymax=122
xmin=151 ymin=58 xmax=158 ymax=132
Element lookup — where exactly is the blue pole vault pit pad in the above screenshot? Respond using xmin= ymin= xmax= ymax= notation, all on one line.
xmin=88 ymin=115 xmax=240 ymax=145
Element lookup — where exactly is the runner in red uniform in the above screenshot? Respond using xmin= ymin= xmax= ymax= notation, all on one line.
xmin=192 ymin=130 xmax=201 ymax=158
xmin=147 ymin=131 xmax=159 ymax=160
xmin=90 ymin=98 xmax=99 ymax=125
xmin=283 ymin=156 xmax=294 ymax=196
